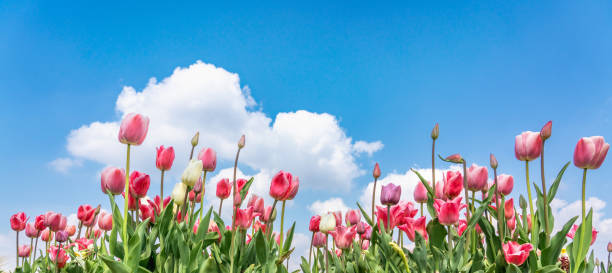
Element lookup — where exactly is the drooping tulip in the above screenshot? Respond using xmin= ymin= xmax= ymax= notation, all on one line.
xmin=502 ymin=241 xmax=533 ymax=266
xmin=198 ymin=147 xmax=217 ymax=172
xmin=98 ymin=212 xmax=113 ymax=231
xmin=216 ymin=178 xmax=231 ymax=199
xmin=100 ymin=167 xmax=126 ymax=195
xmin=399 ymin=216 xmax=428 ymax=241
xmin=130 ymin=171 xmax=150 ymax=198
xmin=505 ymin=198 xmax=515 ymax=220
xmin=467 ymin=164 xmax=488 ymax=192
xmin=433 ymin=197 xmax=466 ymax=226
xmin=380 ymin=183 xmax=401 ymax=205
xmin=345 ymin=209 xmax=361 ymax=227
xmin=515 ymin=131 xmax=542 ymax=161
xmin=312 ymin=232 xmax=327 ymax=248
xmin=118 ymin=113 xmax=149 ymax=145
xmin=171 ymin=183 xmax=187 ymax=206
xmin=540 ymin=121 xmax=552 ymax=140
xmin=567 ymin=225 xmax=598 ymax=245
xmin=319 ymin=213 xmax=337 ymax=233
xmin=156 ymin=145 xmax=175 ymax=171
xmin=443 ymin=171 xmax=463 ymax=199
xmin=18 ymin=245 xmax=31 ymax=257
xmin=414 ymin=181 xmax=428 ymax=203
xmin=573 ymin=136 xmax=610 ymax=170
xmin=445 ymin=154 xmax=463 ymax=163
xmin=496 ymin=174 xmax=514 ymax=196
xmin=331 ymin=225 xmax=356 ymax=249
xmin=10 ymin=212 xmax=27 ymax=231
xmin=181 ymin=159 xmax=203 ymax=187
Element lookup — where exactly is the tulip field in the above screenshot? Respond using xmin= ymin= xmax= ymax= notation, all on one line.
xmin=8 ymin=114 xmax=612 ymax=273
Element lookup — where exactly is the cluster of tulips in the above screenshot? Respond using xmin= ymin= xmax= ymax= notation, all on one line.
xmin=7 ymin=114 xmax=612 ymax=273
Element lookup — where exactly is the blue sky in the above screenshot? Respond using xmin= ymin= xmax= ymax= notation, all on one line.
xmin=1 ymin=0 xmax=612 ymax=267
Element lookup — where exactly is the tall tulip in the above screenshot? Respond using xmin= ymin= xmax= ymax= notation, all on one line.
xmin=539 ymin=121 xmax=552 ymax=241
xmin=10 ymin=212 xmax=26 ymax=267
xmin=371 ymin=163 xmax=381 ymax=228
xmin=515 ymin=131 xmax=541 ymax=236
xmin=496 ymin=174 xmax=514 ymax=196
xmin=431 ymin=123 xmax=439 ymax=213
xmin=414 ymin=181 xmax=428 ymax=217
xmin=129 ymin=171 xmax=150 ymax=200
xmin=229 ymin=135 xmax=245 ymax=273
xmin=197 ymin=147 xmax=217 ymax=220
xmin=467 ymin=164 xmax=488 ymax=192
xmin=269 ymin=170 xmax=299 ymax=246
xmin=308 ymin=215 xmax=321 ymax=263
xmin=171 ymin=183 xmax=187 ymax=206
xmin=380 ymin=183 xmax=401 ymax=206
xmin=331 ymin=225 xmax=356 ymax=249
xmin=100 ymin=167 xmax=125 ymax=195
xmin=18 ymin=245 xmax=31 ymax=258
xmin=156 ymin=145 xmax=175 ymax=202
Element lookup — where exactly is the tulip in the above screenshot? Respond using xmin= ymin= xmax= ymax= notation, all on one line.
xmin=171 ymin=183 xmax=187 ymax=206
xmin=155 ymin=145 xmax=175 ymax=171
xmin=496 ymin=174 xmax=514 ymax=196
xmin=443 ymin=171 xmax=463 ymax=199
xmin=506 ymin=214 xmax=516 ymax=232
xmin=140 ymin=203 xmax=156 ymax=223
xmin=77 ymin=204 xmax=97 ymax=227
xmin=607 ymin=241 xmax=612 ymax=252
xmin=312 ymin=232 xmax=327 ymax=248
xmin=502 ymin=241 xmax=533 ymax=266
xmin=10 ymin=212 xmax=27 ymax=231
xmin=457 ymin=219 xmax=468 ymax=236
xmin=74 ymin=238 xmax=93 ymax=251
xmin=515 ymin=131 xmax=542 ymax=161
xmin=567 ymin=225 xmax=598 ymax=246
xmin=247 ymin=195 xmax=265 ymax=216
xmin=34 ymin=215 xmax=45 ymax=231
xmin=345 ymin=209 xmax=361 ymax=227
xmin=41 ymin=228 xmax=53 ymax=242
xmin=431 ymin=123 xmax=439 ymax=140
xmin=118 ymin=112 xmax=149 ymax=145
xmin=381 ymin=183 xmax=401 ymax=206
xmin=433 ymin=197 xmax=466 ymax=226
xmin=399 ymin=216 xmax=428 ymax=242
xmin=319 ymin=213 xmax=336 ymax=233
xmin=467 ymin=164 xmax=488 ymax=192
xmin=122 ymin=191 xmax=138 ymax=211
xmin=435 ymin=180 xmax=445 ymax=200
xmin=48 ymin=213 xmax=67 ymax=232
xmin=235 ymin=207 xmax=254 ymax=230
xmin=355 ymin=221 xmax=367 ymax=235
xmin=269 ymin=171 xmax=297 ymax=201
xmin=372 ymin=163 xmax=381 ymax=225
xmin=98 ymin=212 xmax=113 ymax=231
xmin=238 ymin=134 xmax=246 ymax=148
xmin=100 ymin=167 xmax=126 ymax=195
xmin=198 ymin=147 xmax=217 ymax=172
xmin=490 ymin=153 xmax=498 ymax=169
xmin=191 ymin=132 xmax=200 ymax=147
xmin=414 ymin=181 xmax=428 ymax=204
xmin=130 ymin=170 xmax=150 ymax=198
xmin=66 ymin=225 xmax=76 ymax=236
xmin=331 ymin=225 xmax=356 ymax=249
xmin=260 ymin=206 xmax=276 ymax=223
xmin=332 ymin=211 xmax=343 ymax=227
xmin=25 ymin=223 xmax=38 ymax=238
xmin=188 ymin=190 xmax=202 ymax=203
xmin=181 ymin=159 xmax=203 ymax=187
xmin=361 ymin=240 xmax=370 ymax=250
xmin=505 ymin=198 xmax=515 ymax=220
xmin=375 ymin=205 xmax=403 ymax=231
xmin=18 ymin=245 xmax=31 ymax=258
xmin=216 ymin=178 xmax=231 ymax=199
xmin=253 ymin=221 xmax=266 ymax=234
xmin=397 ymin=201 xmax=419 ymax=219
xmin=49 ymin=245 xmax=69 ymax=269
xmin=445 ymin=153 xmax=463 ymax=163
xmin=56 ymin=230 xmax=68 ymax=242
xmin=362 ymin=225 xmax=372 ymax=240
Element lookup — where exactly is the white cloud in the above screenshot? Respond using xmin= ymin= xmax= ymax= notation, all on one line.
xmin=49 ymin=157 xmax=82 ymax=173
xmin=288 ymin=232 xmax=311 ymax=271
xmin=308 ymin=198 xmax=351 ymax=215
xmin=56 ymin=61 xmax=381 ymax=192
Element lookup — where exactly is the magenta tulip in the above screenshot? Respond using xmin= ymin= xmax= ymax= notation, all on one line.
xmin=380 ymin=183 xmax=401 ymax=206
xmin=269 ymin=170 xmax=299 ymax=201
xmin=414 ymin=181 xmax=429 ymax=203
xmin=433 ymin=197 xmax=466 ymax=226
xmin=10 ymin=212 xmax=27 ymax=231
xmin=118 ymin=113 xmax=149 ymax=145
xmin=198 ymin=147 xmax=217 ymax=172
xmin=573 ymin=136 xmax=610 ymax=170
xmin=235 ymin=207 xmax=255 ymax=230
xmin=312 ymin=232 xmax=327 ymax=248
xmin=443 ymin=171 xmax=463 ymax=199
xmin=101 ymin=167 xmax=126 ymax=195
xmin=399 ymin=216 xmax=428 ymax=241
xmin=467 ymin=164 xmax=488 ymax=192
xmin=309 ymin=215 xmax=321 ymax=232
xmin=503 ymin=241 xmax=533 ymax=265
xmin=515 ymin=131 xmax=542 ymax=161
xmin=331 ymin=225 xmax=356 ymax=249
xmin=155 ymin=145 xmax=175 ymax=171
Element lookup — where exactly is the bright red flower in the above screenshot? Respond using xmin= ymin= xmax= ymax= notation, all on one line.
xmin=10 ymin=212 xmax=27 ymax=231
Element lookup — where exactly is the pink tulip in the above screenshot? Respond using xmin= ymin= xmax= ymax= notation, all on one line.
xmin=49 ymin=245 xmax=69 ymax=268
xmin=18 ymin=245 xmax=31 ymax=257
xmin=235 ymin=207 xmax=255 ymax=230
xmin=445 ymin=153 xmax=463 ymax=163
xmin=361 ymin=226 xmax=372 ymax=240
xmin=129 ymin=170 xmax=150 ymax=198
xmin=154 ymin=195 xmax=171 ymax=210
xmin=100 ymin=167 xmax=126 ymax=195
xmin=188 ymin=190 xmax=202 ymax=203
xmin=34 ymin=215 xmax=45 ymax=231
xmin=355 ymin=221 xmax=367 ymax=235
xmin=496 ymin=174 xmax=514 ymax=196
xmin=435 ymin=180 xmax=445 ymax=200
xmin=345 ymin=209 xmax=361 ymax=227
xmin=25 ymin=223 xmax=39 ymax=238
xmin=198 ymin=147 xmax=217 ymax=172
xmin=443 ymin=171 xmax=463 ymax=199
xmin=312 ymin=232 xmax=327 ymax=248
xmin=140 ymin=204 xmax=156 ymax=223
xmin=55 ymin=230 xmax=68 ymax=242
xmin=457 ymin=219 xmax=468 ymax=236
xmin=331 ymin=225 xmax=356 ymax=249
xmin=397 ymin=201 xmax=419 ymax=220
xmin=502 ymin=241 xmax=533 ymax=265
xmin=247 ymin=195 xmax=265 ymax=216
xmin=361 ymin=240 xmax=370 ymax=250
xmin=309 ymin=215 xmax=321 ymax=232
xmin=74 ymin=238 xmax=93 ymax=251
xmin=433 ymin=197 xmax=466 ymax=226
xmin=118 ymin=112 xmax=149 ymax=145
xmin=507 ymin=214 xmax=516 ymax=231
xmin=269 ymin=170 xmax=299 ymax=201
xmin=399 ymin=216 xmax=428 ymax=241
xmin=490 ymin=153 xmax=498 ymax=169
xmin=238 ymin=134 xmax=246 ymax=148
xmin=260 ymin=206 xmax=276 ymax=223
xmin=254 ymin=221 xmax=266 ymax=234
xmin=332 ymin=211 xmax=343 ymax=227
xmin=46 ymin=213 xmax=66 ymax=232
xmin=373 ymin=163 xmax=381 ymax=179
xmin=77 ymin=204 xmax=97 ymax=227
xmin=122 ymin=192 xmax=138 ymax=211
xmin=155 ymin=145 xmax=175 ymax=171
xmin=414 ymin=181 xmax=429 ymax=203
xmin=567 ymin=225 xmax=598 ymax=245
xmin=380 ymin=183 xmax=401 ymax=206
xmin=540 ymin=121 xmax=552 ymax=140
xmin=607 ymin=241 xmax=612 ymax=252
xmin=66 ymin=225 xmax=76 ymax=236
xmin=216 ymin=178 xmax=231 ymax=199
xmin=98 ymin=212 xmax=113 ymax=231
xmin=375 ymin=205 xmax=403 ymax=230
xmin=41 ymin=228 xmax=53 ymax=242
xmin=515 ymin=131 xmax=542 ymax=161
xmin=467 ymin=164 xmax=488 ymax=192
xmin=573 ymin=136 xmax=610 ymax=169
xmin=505 ymin=198 xmax=515 ymax=220
xmin=10 ymin=212 xmax=27 ymax=231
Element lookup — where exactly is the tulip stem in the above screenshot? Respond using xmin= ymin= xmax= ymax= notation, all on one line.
xmin=540 ymin=141 xmax=550 ymax=245
xmin=29 ymin=237 xmax=33 ymax=265
xmin=199 ymin=171 xmax=207 ymax=221
xmin=280 ymin=200 xmax=286 ymax=246
xmin=122 ymin=143 xmax=131 ymax=260
xmin=55 ymin=242 xmax=61 ymax=273
xmin=386 ymin=205 xmax=391 ymax=234
xmin=493 ymin=167 xmax=503 ymax=245
xmin=229 ymin=145 xmax=242 ymax=273
xmin=461 ymin=161 xmax=470 ymax=251
xmin=15 ymin=231 xmax=19 ymax=267
xmin=574 ymin=168 xmax=588 ymax=273
xmin=309 ymin=232 xmax=314 ymax=264
xmin=32 ymin=234 xmax=39 ymax=268
xmin=325 ymin=233 xmax=329 ymax=273
xmin=420 ymin=203 xmax=423 ymax=217
xmin=160 ymin=170 xmax=165 ymax=204
xmin=218 ymin=199 xmax=224 ymax=216
xmin=501 ymin=195 xmax=506 ymax=240
xmin=525 ymin=161 xmax=534 ymax=241
xmin=447 ymin=225 xmax=453 ymax=251
xmin=371 ymin=177 xmax=378 ymax=228
xmin=135 ymin=200 xmax=140 ymax=224
xmin=432 ymin=138 xmax=436 ymax=204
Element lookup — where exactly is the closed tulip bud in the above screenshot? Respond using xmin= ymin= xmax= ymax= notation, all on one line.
xmin=607 ymin=241 xmax=612 ymax=252
xmin=193 ymin=178 xmax=203 ymax=194
xmin=198 ymin=147 xmax=217 ymax=172
xmin=332 ymin=211 xmax=342 ymax=226
xmin=238 ymin=134 xmax=245 ymax=149
xmin=431 ymin=123 xmax=439 ymax=140
xmin=10 ymin=212 xmax=27 ymax=231
xmin=361 ymin=240 xmax=370 ymax=250
xmin=18 ymin=245 xmax=31 ymax=257
xmin=118 ymin=113 xmax=149 ymax=145
xmin=345 ymin=209 xmax=361 ymax=227
xmin=573 ymin=136 xmax=610 ymax=169
xmin=171 ymin=183 xmax=187 ymax=206
xmin=503 ymin=241 xmax=533 ymax=266
xmin=130 ymin=171 xmax=150 ymax=199
xmin=445 ymin=154 xmax=463 ymax=163
xmin=66 ymin=225 xmax=76 ymax=236
xmin=381 ymin=183 xmax=401 ymax=205
xmin=191 ymin=132 xmax=199 ymax=147
xmin=101 ymin=167 xmax=126 ymax=195
xmin=98 ymin=212 xmax=113 ymax=231
xmin=414 ymin=181 xmax=429 ymax=203
xmin=540 ymin=121 xmax=552 ymax=140
xmin=156 ymin=145 xmax=175 ymax=171
xmin=505 ymin=198 xmax=515 ymax=220
xmin=443 ymin=171 xmax=463 ymax=199
xmin=319 ymin=213 xmax=337 ymax=233
xmin=467 ymin=164 xmax=488 ymax=192
xmin=216 ymin=178 xmax=231 ymax=199
xmin=490 ymin=153 xmax=498 ymax=169
xmin=309 ymin=215 xmax=321 ymax=232
xmin=519 ymin=195 xmax=527 ymax=210
xmin=373 ymin=163 xmax=381 ymax=179
xmin=25 ymin=223 xmax=38 ymax=238
xmin=515 ymin=131 xmax=542 ymax=161
xmin=269 ymin=170 xmax=296 ymax=201
xmin=260 ymin=205 xmax=277 ymax=223
xmin=41 ymin=228 xmax=53 ymax=242
xmin=507 ymin=215 xmax=516 ymax=231
xmin=56 ymin=230 xmax=69 ymax=242
xmin=312 ymin=232 xmax=327 ymax=248
xmin=496 ymin=174 xmax=514 ymax=196
xmin=188 ymin=190 xmax=202 ymax=203
xmin=525 ymin=214 xmax=532 ymax=232
xmin=181 ymin=159 xmax=203 ymax=187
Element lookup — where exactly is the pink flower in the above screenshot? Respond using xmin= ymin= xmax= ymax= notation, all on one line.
xmin=330 ymin=225 xmax=356 ymax=249
xmin=332 ymin=211 xmax=343 ymax=227
xmin=98 ymin=212 xmax=113 ymax=231
xmin=66 ymin=225 xmax=76 ymax=236
xmin=312 ymin=232 xmax=327 ymax=248
xmin=260 ymin=206 xmax=276 ymax=223
xmin=18 ymin=245 xmax=31 ymax=257
xmin=254 ymin=221 xmax=266 ymax=234
xmin=129 ymin=170 xmax=150 ymax=198
xmin=55 ymin=230 xmax=69 ymax=242
xmin=502 ymin=241 xmax=533 ymax=265
xmin=198 ymin=147 xmax=217 ymax=172
xmin=540 ymin=121 xmax=552 ymax=140
xmin=573 ymin=136 xmax=610 ymax=170
xmin=10 ymin=212 xmax=27 ymax=231
xmin=515 ymin=131 xmax=542 ymax=161
xmin=567 ymin=225 xmax=598 ymax=245
xmin=156 ymin=145 xmax=175 ymax=171
xmin=505 ymin=198 xmax=515 ymax=220
xmin=414 ymin=181 xmax=429 ymax=203
xmin=443 ymin=171 xmax=463 ymax=199
xmin=445 ymin=154 xmax=463 ymax=163
xmin=34 ymin=215 xmax=45 ymax=231
xmin=74 ymin=238 xmax=93 ymax=251
xmin=45 ymin=213 xmax=66 ymax=232
xmin=457 ymin=219 xmax=468 ymax=236
xmin=361 ymin=226 xmax=372 ymax=240
xmin=235 ymin=207 xmax=255 ymax=230
xmin=49 ymin=245 xmax=69 ymax=268
xmin=467 ymin=164 xmax=488 ymax=192
xmin=375 ymin=205 xmax=403 ymax=230
xmin=140 ymin=203 xmax=156 ymax=223
xmin=397 ymin=201 xmax=419 ymax=221
xmin=381 ymin=183 xmax=401 ymax=205
xmin=309 ymin=215 xmax=321 ymax=232
xmin=247 ymin=195 xmax=265 ymax=216
xmin=269 ymin=171 xmax=299 ymax=201
xmin=373 ymin=163 xmax=381 ymax=179
xmin=435 ymin=180 xmax=445 ymax=200
xmin=188 ymin=190 xmax=202 ymax=202
xmin=490 ymin=153 xmax=498 ymax=169
xmin=361 ymin=240 xmax=370 ymax=250
xmin=399 ymin=216 xmax=428 ymax=241
xmin=25 ymin=223 xmax=39 ymax=238
xmin=496 ymin=174 xmax=514 ymax=196
xmin=118 ymin=112 xmax=149 ymax=145
xmin=433 ymin=197 xmax=466 ymax=226
xmin=216 ymin=178 xmax=231 ymax=199
xmin=41 ymin=229 xmax=53 ymax=242
xmin=355 ymin=221 xmax=367 ymax=235
xmin=507 ymin=214 xmax=516 ymax=231
xmin=77 ymin=204 xmax=97 ymax=227
xmin=100 ymin=167 xmax=126 ymax=195
xmin=345 ymin=209 xmax=361 ymax=227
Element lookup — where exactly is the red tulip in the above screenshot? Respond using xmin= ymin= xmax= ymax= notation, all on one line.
xmin=269 ymin=171 xmax=299 ymax=201
xmin=25 ymin=223 xmax=39 ymax=238
xmin=188 ymin=190 xmax=202 ymax=202
xmin=496 ymin=174 xmax=514 ymax=196
xmin=567 ymin=225 xmax=598 ymax=245
xmin=254 ymin=221 xmax=266 ymax=234
xmin=216 ymin=178 xmax=231 ymax=199
xmin=443 ymin=171 xmax=463 ymax=199
xmin=540 ymin=121 xmax=552 ymax=140
xmin=507 ymin=214 xmax=516 ymax=231
xmin=505 ymin=198 xmax=515 ymax=220
xmin=34 ymin=215 xmax=45 ymax=231
xmin=375 ymin=205 xmax=403 ymax=230
xmin=49 ymin=245 xmax=69 ymax=268
xmin=467 ymin=164 xmax=488 ymax=192
xmin=399 ymin=216 xmax=428 ymax=241
xmin=155 ymin=145 xmax=175 ymax=171
xmin=100 ymin=167 xmax=126 ymax=195
xmin=77 ymin=204 xmax=97 ymax=227
xmin=198 ymin=147 xmax=217 ymax=172
xmin=122 ymin=192 xmax=138 ymax=211
xmin=373 ymin=163 xmax=381 ymax=179
xmin=515 ymin=131 xmax=542 ymax=161
xmin=433 ymin=197 xmax=466 ymax=226
xmin=140 ymin=203 xmax=156 ymax=223
xmin=330 ymin=225 xmax=356 ymax=249
xmin=397 ymin=201 xmax=419 ymax=220
xmin=130 ymin=170 xmax=150 ymax=198
xmin=381 ymin=183 xmax=401 ymax=205
xmin=236 ymin=178 xmax=250 ymax=196
xmin=502 ymin=241 xmax=533 ymax=266
xmin=74 ymin=238 xmax=93 ymax=251
xmin=41 ymin=228 xmax=53 ymax=242
xmin=414 ymin=181 xmax=429 ymax=203
xmin=235 ymin=207 xmax=255 ymax=230
xmin=312 ymin=232 xmax=327 ymax=248
xmin=10 ymin=212 xmax=27 ymax=231
xmin=573 ymin=136 xmax=610 ymax=170
xmin=18 ymin=245 xmax=31 ymax=257
xmin=457 ymin=219 xmax=468 ymax=236
xmin=118 ymin=112 xmax=149 ymax=145
xmin=98 ymin=212 xmax=113 ymax=231
xmin=345 ymin=209 xmax=361 ymax=227
xmin=153 ymin=195 xmax=171 ymax=210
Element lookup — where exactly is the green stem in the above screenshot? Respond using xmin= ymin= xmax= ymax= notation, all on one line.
xmin=462 ymin=161 xmax=470 ymax=251
xmin=447 ymin=225 xmax=453 ymax=252
xmin=371 ymin=177 xmax=378 ymax=227
xmin=432 ymin=138 xmax=436 ymax=201
xmin=160 ymin=170 xmax=165 ymax=203
xmin=15 ymin=231 xmax=19 ymax=267
xmin=540 ymin=141 xmax=550 ymax=245
xmin=32 ymin=235 xmax=39 ymax=268
xmin=218 ymin=199 xmax=224 ymax=216
xmin=525 ymin=161 xmax=534 ymax=241
xmin=309 ymin=232 xmax=314 ymax=265
xmin=420 ymin=203 xmax=423 ymax=217
xmin=199 ymin=171 xmax=207 ymax=221
xmin=494 ymin=168 xmax=504 ymax=245
xmin=501 ymin=195 xmax=506 ymax=240
xmin=573 ymin=168 xmax=588 ymax=273
xmin=387 ymin=205 xmax=391 ymax=233
xmin=280 ymin=200 xmax=286 ymax=246
xmin=325 ymin=233 xmax=329 ymax=273
xmin=229 ymin=147 xmax=242 ymax=273
xmin=122 ymin=144 xmax=131 ymax=259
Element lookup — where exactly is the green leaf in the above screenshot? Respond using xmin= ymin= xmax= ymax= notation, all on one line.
xmin=541 ymin=216 xmax=577 ymax=266
xmin=283 ymin=222 xmax=296 ymax=253
xmin=547 ymin=162 xmax=570 ymax=201
xmin=196 ymin=208 xmax=213 ymax=241
xmin=239 ymin=177 xmax=255 ymax=203
xmin=356 ymin=202 xmax=373 ymax=227
xmin=100 ymin=254 xmax=131 ymax=273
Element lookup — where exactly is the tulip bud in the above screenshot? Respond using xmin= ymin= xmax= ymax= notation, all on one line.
xmin=156 ymin=145 xmax=175 ymax=171
xmin=56 ymin=230 xmax=69 ymax=242
xmin=319 ymin=213 xmax=336 ymax=233
xmin=515 ymin=131 xmax=542 ymax=161
xmin=380 ymin=183 xmax=401 ymax=206
xmin=238 ymin=134 xmax=245 ymax=149
xmin=505 ymin=198 xmax=515 ymax=220
xmin=445 ymin=153 xmax=463 ymax=163
xmin=10 ymin=212 xmax=27 ymax=231
xmin=171 ymin=183 xmax=187 ymax=206
xmin=431 ymin=123 xmax=439 ymax=140
xmin=191 ymin=131 xmax=199 ymax=147
xmin=198 ymin=147 xmax=217 ymax=172
xmin=118 ymin=113 xmax=149 ymax=145
xmin=490 ymin=153 xmax=498 ymax=169
xmin=41 ymin=229 xmax=53 ymax=242
xmin=519 ymin=195 xmax=527 ymax=210
xmin=356 ymin=221 xmax=367 ymax=235
xmin=607 ymin=241 xmax=612 ymax=252
xmin=181 ymin=159 xmax=203 ymax=187
xmin=496 ymin=174 xmax=514 ymax=196
xmin=540 ymin=121 xmax=552 ymax=141
xmin=414 ymin=181 xmax=428 ymax=203
xmin=101 ymin=167 xmax=126 ymax=195
xmin=130 ymin=171 xmax=150 ymax=198
xmin=573 ymin=136 xmax=610 ymax=170
xmin=373 ymin=163 xmax=381 ymax=179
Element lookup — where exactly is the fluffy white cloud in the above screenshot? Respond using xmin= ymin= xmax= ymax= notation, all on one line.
xmin=49 ymin=158 xmax=82 ymax=173
xmin=308 ymin=198 xmax=351 ymax=215
xmin=58 ymin=61 xmax=381 ymax=192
